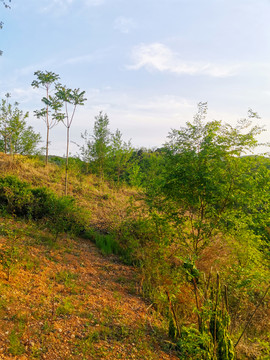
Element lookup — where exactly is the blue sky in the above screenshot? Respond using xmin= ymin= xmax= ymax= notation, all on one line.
xmin=1 ymin=0 xmax=270 ymax=155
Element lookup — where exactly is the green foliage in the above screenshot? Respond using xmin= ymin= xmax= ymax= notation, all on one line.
xmin=0 ymin=93 xmax=41 ymax=155
xmin=146 ymin=102 xmax=269 ymax=254
xmin=107 ymin=129 xmax=133 ymax=185
xmin=176 ymin=326 xmax=213 ymax=360
xmin=0 ymin=175 xmax=88 ymax=237
xmin=8 ymin=327 xmax=25 ymax=356
xmin=128 ymin=148 xmax=166 ymax=188
xmin=56 ymin=297 xmax=74 ymax=316
xmin=172 ymin=273 xmax=235 ymax=360
xmin=0 ymin=175 xmax=33 ymax=216
xmin=55 ymin=84 xmax=87 ymax=195
xmin=84 ymin=229 xmax=121 ymax=256
xmin=47 ymin=195 xmax=86 ymax=238
xmin=81 ymin=112 xmax=135 ymax=185
xmin=128 ymin=162 xmax=143 ymax=187
xmin=32 ymin=70 xmax=62 ymax=165
xmin=55 ymin=270 xmax=79 ymax=287
xmin=81 ymin=111 xmax=111 ymax=178
xmin=207 ymin=280 xmax=235 ymax=360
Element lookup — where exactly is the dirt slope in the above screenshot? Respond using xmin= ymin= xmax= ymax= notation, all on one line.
xmin=0 ymin=217 xmax=178 ymax=360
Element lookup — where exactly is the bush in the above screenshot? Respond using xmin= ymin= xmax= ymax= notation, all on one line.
xmin=0 ymin=176 xmax=33 ymax=216
xmin=48 ymin=196 xmax=87 ymax=238
xmin=30 ymin=187 xmax=58 ymax=219
xmin=0 ymin=175 xmax=89 ymax=237
xmin=176 ymin=326 xmax=213 ymax=360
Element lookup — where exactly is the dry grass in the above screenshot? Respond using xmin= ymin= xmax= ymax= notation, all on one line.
xmin=0 ymin=217 xmax=178 ymax=359
xmin=0 ymin=152 xmax=269 ymax=359
xmin=0 ymin=152 xmax=138 ymax=232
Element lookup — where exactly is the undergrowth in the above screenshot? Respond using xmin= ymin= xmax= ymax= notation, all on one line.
xmin=0 ymin=154 xmax=269 ymax=359
xmin=0 ymin=175 xmax=89 ymax=238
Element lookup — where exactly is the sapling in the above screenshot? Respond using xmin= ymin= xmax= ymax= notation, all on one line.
xmin=55 ymin=85 xmax=86 ymax=195
xmin=32 ymin=71 xmax=61 ymax=165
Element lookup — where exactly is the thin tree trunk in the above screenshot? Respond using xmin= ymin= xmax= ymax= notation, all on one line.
xmin=65 ymin=126 xmax=70 ymax=196
xmin=193 ymin=278 xmax=202 ymax=331
xmin=4 ymin=136 xmax=7 ymax=154
xmin=46 ymin=125 xmax=49 ymax=166
xmin=45 ymin=87 xmax=49 ymax=166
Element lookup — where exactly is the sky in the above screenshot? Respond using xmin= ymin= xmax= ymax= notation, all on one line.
xmin=0 ymin=0 xmax=270 ymax=156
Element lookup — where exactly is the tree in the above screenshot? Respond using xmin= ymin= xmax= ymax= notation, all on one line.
xmin=31 ymin=70 xmax=61 ymax=165
xmin=81 ymin=111 xmax=111 ymax=178
xmin=108 ymin=129 xmax=133 ymax=185
xmin=147 ymin=102 xmax=267 ymax=254
xmin=128 ymin=147 xmax=166 ymax=188
xmin=0 ymin=93 xmax=14 ymax=153
xmin=0 ymin=94 xmax=41 ymax=155
xmin=55 ymin=85 xmax=86 ymax=195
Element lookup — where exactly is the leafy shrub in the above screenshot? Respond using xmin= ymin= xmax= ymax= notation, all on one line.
xmin=30 ymin=187 xmax=57 ymax=219
xmin=176 ymin=326 xmax=213 ymax=360
xmin=48 ymin=196 xmax=87 ymax=239
xmin=0 ymin=176 xmax=33 ymax=216
xmin=0 ymin=175 xmax=89 ymax=237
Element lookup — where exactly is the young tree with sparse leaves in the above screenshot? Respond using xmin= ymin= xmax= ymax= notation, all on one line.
xmin=55 ymin=85 xmax=86 ymax=195
xmin=31 ymin=70 xmax=61 ymax=165
xmin=80 ymin=111 xmax=111 ymax=179
xmin=108 ymin=129 xmax=133 ymax=185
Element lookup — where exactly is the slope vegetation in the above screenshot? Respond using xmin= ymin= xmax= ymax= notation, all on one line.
xmin=0 ymin=154 xmax=177 ymax=359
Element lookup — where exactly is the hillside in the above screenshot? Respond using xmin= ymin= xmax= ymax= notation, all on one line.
xmin=0 ymin=217 xmax=178 ymax=359
xmin=0 ymin=153 xmax=136 ymax=233
xmin=0 ymin=154 xmax=178 ymax=359
xmin=0 ymin=153 xmax=269 ymax=360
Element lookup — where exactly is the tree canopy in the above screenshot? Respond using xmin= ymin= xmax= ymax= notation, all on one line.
xmin=146 ymin=102 xmax=269 ymax=254
xmin=0 ymin=94 xmax=41 ymax=155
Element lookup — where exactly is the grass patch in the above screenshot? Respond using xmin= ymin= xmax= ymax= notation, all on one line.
xmin=84 ymin=229 xmax=121 ymax=256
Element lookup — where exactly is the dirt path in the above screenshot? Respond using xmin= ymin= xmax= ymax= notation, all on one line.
xmin=0 ymin=219 xmax=178 ymax=359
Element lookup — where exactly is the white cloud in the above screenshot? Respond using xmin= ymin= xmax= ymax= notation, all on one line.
xmin=128 ymin=43 xmax=239 ymax=78
xmin=113 ymin=17 xmax=137 ymax=34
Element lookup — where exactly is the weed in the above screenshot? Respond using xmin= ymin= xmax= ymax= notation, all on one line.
xmin=84 ymin=229 xmax=120 ymax=255
xmin=74 ymin=330 xmax=99 ymax=357
xmin=55 ymin=270 xmax=79 ymax=286
xmin=42 ymin=320 xmax=54 ymax=334
xmin=56 ymin=297 xmax=75 ymax=316
xmin=8 ymin=323 xmax=25 ymax=356
xmin=30 ymin=345 xmax=45 ymax=358
xmin=23 ymin=254 xmax=40 ymax=272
